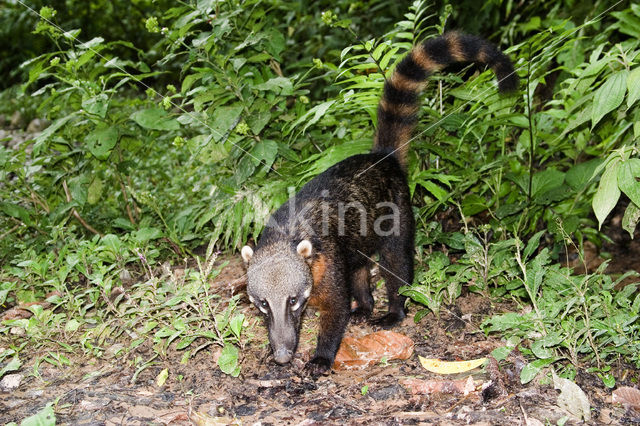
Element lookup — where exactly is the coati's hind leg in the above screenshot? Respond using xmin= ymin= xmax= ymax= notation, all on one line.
xmin=350 ymin=266 xmax=373 ymax=323
xmin=307 ymin=268 xmax=350 ymax=375
xmin=371 ymin=238 xmax=413 ymax=328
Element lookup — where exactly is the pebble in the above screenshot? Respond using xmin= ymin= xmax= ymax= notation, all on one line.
xmin=0 ymin=373 xmax=23 ymax=390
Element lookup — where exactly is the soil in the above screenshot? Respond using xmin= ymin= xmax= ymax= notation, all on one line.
xmin=1 ymin=123 xmax=640 ymax=424
xmin=2 ymin=255 xmax=639 ymax=425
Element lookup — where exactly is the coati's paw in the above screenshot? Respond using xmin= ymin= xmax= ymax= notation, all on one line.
xmin=350 ymin=307 xmax=372 ymax=324
xmin=370 ymin=311 xmax=405 ymax=329
xmin=305 ymin=356 xmax=332 ymax=376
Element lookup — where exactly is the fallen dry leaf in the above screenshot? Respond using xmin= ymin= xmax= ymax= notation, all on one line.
xmin=419 ymin=356 xmax=487 ymax=374
xmin=553 ymin=372 xmax=591 ymax=421
xmin=402 ymin=376 xmax=476 ymax=396
xmin=332 ymin=330 xmax=414 ymax=370
xmin=612 ymin=386 xmax=640 ymax=411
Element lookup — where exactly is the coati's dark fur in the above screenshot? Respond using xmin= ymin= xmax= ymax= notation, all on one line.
xmin=241 ymin=32 xmax=518 ymax=374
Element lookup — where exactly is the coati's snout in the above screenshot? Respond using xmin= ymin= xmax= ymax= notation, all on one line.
xmin=242 ymin=240 xmax=314 ymax=365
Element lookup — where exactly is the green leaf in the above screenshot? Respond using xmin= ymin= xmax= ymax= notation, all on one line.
xmin=520 ymin=358 xmax=554 ymax=384
xmin=523 ymin=230 xmax=545 ymax=261
xmin=628 ymin=66 xmax=640 ymax=108
xmin=85 ymin=126 xmax=118 ymax=160
xmin=592 ymin=160 xmax=621 ymax=229
xmin=591 ymin=70 xmax=627 ymax=128
xmin=0 ymin=356 xmax=21 ymax=378
xmin=622 ymin=202 xmax=640 ymax=238
xmin=210 ymin=104 xmax=243 ymax=142
xmin=229 ymin=314 xmax=244 ymax=339
xmin=490 ymin=346 xmax=513 ymax=362
xmin=87 ymin=177 xmax=103 ymax=204
xmin=156 ymin=368 xmax=169 ymax=387
xmin=20 ymin=404 xmax=55 ymax=426
xmin=250 ymin=140 xmax=278 ymax=170
xmin=461 ymin=194 xmax=487 ymax=216
xmin=566 ymin=158 xmax=603 ymax=190
xmin=254 ymin=77 xmax=293 ymax=96
xmin=285 ymin=100 xmax=335 ymax=136
xmin=65 ymin=319 xmax=81 ymax=332
xmin=131 ymin=108 xmax=180 ymax=131
xmin=531 ymin=169 xmax=564 ymax=197
xmin=421 ymin=181 xmax=449 ymax=202
xmin=82 ymin=94 xmax=109 ymax=118
xmin=33 ymin=114 xmax=75 ymax=155
xmin=0 ymin=202 xmax=32 ymax=225
xmin=618 ymin=161 xmax=640 ymax=207
xmin=132 ymin=227 xmax=163 ymax=243
xmin=218 ymin=344 xmax=240 ymax=377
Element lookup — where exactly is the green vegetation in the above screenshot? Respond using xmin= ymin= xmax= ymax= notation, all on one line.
xmin=1 ymin=0 xmax=639 ymax=390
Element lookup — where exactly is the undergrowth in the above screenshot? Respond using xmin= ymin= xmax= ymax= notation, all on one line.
xmin=1 ymin=0 xmax=640 ymax=385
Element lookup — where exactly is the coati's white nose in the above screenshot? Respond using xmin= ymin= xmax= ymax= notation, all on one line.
xmin=273 ymin=347 xmax=293 ymax=364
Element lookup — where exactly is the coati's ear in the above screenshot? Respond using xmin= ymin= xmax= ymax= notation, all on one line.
xmin=241 ymin=245 xmax=254 ymax=264
xmin=296 ymin=239 xmax=313 ymax=259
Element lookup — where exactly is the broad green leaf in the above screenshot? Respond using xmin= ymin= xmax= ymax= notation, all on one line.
xmin=131 ymin=108 xmax=180 ymax=131
xmin=85 ymin=126 xmax=118 ymax=160
xmin=565 ymin=158 xmax=603 ymax=190
xmin=65 ymin=319 xmax=81 ymax=332
xmin=531 ymin=169 xmax=564 ymax=197
xmin=250 ymin=140 xmax=278 ymax=169
xmin=20 ymin=404 xmax=55 ymax=426
xmin=82 ymin=94 xmax=109 ymax=118
xmin=592 ymin=160 xmax=621 ymax=229
xmin=87 ymin=177 xmax=103 ymax=204
xmin=0 ymin=202 xmax=32 ymax=225
xmin=628 ymin=67 xmax=640 ymax=108
xmin=520 ymin=358 xmax=554 ymax=384
xmin=254 ymin=77 xmax=293 ymax=95
xmin=461 ymin=194 xmax=487 ymax=216
xmin=132 ymin=227 xmax=163 ymax=242
xmin=592 ymin=70 xmax=627 ymax=128
xmin=622 ymin=202 xmax=640 ymax=238
xmin=218 ymin=344 xmax=240 ymax=376
xmin=230 ymin=314 xmax=244 ymax=339
xmin=490 ymin=346 xmax=513 ymax=362
xmin=210 ymin=104 xmax=243 ymax=142
xmin=618 ymin=161 xmax=640 ymax=207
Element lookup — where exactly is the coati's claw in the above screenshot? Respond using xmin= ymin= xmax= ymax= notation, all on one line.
xmin=370 ymin=312 xmax=405 ymax=329
xmin=350 ymin=307 xmax=372 ymax=323
xmin=305 ymin=356 xmax=332 ymax=376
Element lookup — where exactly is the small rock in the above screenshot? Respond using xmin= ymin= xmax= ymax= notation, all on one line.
xmin=0 ymin=373 xmax=23 ymax=390
xmin=10 ymin=111 xmax=25 ymax=129
xmin=26 ymin=118 xmax=50 ymax=133
xmin=10 ymin=326 xmax=25 ymax=336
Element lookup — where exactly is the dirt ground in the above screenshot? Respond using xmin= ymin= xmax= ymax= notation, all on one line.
xmin=2 ymin=252 xmax=639 ymax=425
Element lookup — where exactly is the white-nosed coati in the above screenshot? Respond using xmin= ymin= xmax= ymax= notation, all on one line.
xmin=241 ymin=32 xmax=518 ymax=375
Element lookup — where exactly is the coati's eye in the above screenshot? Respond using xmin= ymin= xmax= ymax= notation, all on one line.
xmin=289 ymin=297 xmax=297 ymax=306
xmin=260 ymin=300 xmax=268 ymax=308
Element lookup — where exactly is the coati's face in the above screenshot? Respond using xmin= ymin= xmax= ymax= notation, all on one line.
xmin=241 ymin=240 xmax=314 ymax=365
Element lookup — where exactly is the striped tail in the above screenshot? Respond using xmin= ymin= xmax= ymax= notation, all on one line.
xmin=373 ymin=32 xmax=518 ymax=169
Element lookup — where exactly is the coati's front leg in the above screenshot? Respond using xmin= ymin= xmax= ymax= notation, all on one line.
xmin=307 ymin=257 xmax=350 ymax=375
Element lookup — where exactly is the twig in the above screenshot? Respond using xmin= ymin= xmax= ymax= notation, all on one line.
xmin=62 ymin=179 xmax=103 ymax=237
xmin=0 ymin=224 xmax=20 ymax=240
